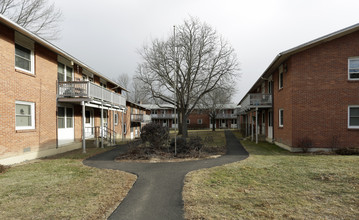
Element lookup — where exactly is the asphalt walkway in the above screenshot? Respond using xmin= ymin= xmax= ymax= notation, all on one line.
xmin=83 ymin=130 xmax=248 ymax=220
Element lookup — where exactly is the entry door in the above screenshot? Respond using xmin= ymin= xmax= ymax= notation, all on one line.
xmin=221 ymin=119 xmax=226 ymax=128
xmin=268 ymin=110 xmax=273 ymax=139
xmin=101 ymin=110 xmax=108 ymax=138
xmin=85 ymin=109 xmax=94 ymax=138
xmin=58 ymin=106 xmax=74 ymax=146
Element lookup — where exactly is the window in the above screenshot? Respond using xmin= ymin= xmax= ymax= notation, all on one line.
xmin=187 ymin=119 xmax=190 ymax=124
xmin=15 ymin=44 xmax=33 ymax=73
xmin=232 ymin=119 xmax=237 ymax=124
xmin=348 ymin=106 xmax=359 ymax=128
xmin=268 ymin=81 xmax=273 ymax=94
xmin=197 ymin=119 xmax=203 ymax=124
xmin=124 ymin=123 xmax=127 ymax=134
xmin=114 ymin=113 xmax=118 ymax=125
xmin=15 ymin=101 xmax=35 ymax=130
xmin=15 ymin=32 xmax=34 ymax=74
xmin=279 ymin=109 xmax=284 ymax=127
xmin=58 ymin=107 xmax=73 ymax=129
xmin=57 ymin=62 xmax=73 ymax=82
xmin=348 ymin=58 xmax=359 ymax=80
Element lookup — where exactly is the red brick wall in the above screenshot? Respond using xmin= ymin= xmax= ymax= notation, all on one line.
xmin=272 ymin=59 xmax=293 ymax=147
xmin=0 ymin=23 xmax=58 ymax=158
xmin=290 ymin=31 xmax=359 ymax=148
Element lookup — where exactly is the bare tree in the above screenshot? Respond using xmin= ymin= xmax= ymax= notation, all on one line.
xmin=0 ymin=0 xmax=62 ymax=40
xmin=116 ymin=73 xmax=130 ymax=99
xmin=199 ymin=85 xmax=235 ymax=131
xmin=131 ymin=75 xmax=150 ymax=104
xmin=137 ymin=17 xmax=239 ymax=137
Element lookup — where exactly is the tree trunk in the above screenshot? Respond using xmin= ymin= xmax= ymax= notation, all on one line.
xmin=212 ymin=116 xmax=216 ymax=131
xmin=181 ymin=114 xmax=188 ymax=138
xmin=178 ymin=110 xmax=182 ymax=135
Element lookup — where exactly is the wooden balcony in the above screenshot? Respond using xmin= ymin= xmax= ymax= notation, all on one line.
xmin=57 ymin=81 xmax=126 ymax=108
xmin=240 ymin=93 xmax=272 ymax=112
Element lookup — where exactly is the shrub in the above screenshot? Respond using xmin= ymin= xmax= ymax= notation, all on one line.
xmin=188 ymin=136 xmax=203 ymax=151
xmin=0 ymin=164 xmax=7 ymax=174
xmin=335 ymin=148 xmax=359 ymax=155
xmin=170 ymin=137 xmax=187 ymax=154
xmin=298 ymin=137 xmax=313 ymax=153
xmin=140 ymin=123 xmax=169 ymax=149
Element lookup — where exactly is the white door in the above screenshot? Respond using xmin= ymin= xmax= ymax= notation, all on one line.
xmin=85 ymin=109 xmax=94 ymax=138
xmin=58 ymin=106 xmax=74 ymax=146
xmin=268 ymin=111 xmax=273 ymax=139
xmin=221 ymin=119 xmax=226 ymax=128
xmin=101 ymin=110 xmax=108 ymax=138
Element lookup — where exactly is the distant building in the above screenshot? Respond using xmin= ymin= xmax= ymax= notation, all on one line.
xmin=238 ymin=23 xmax=359 ymax=152
xmin=141 ymin=104 xmax=239 ymax=129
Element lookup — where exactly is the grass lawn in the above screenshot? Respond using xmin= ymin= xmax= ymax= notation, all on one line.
xmin=170 ymin=129 xmax=227 ymax=147
xmin=183 ymin=131 xmax=359 ymax=219
xmin=0 ymin=147 xmax=136 ymax=219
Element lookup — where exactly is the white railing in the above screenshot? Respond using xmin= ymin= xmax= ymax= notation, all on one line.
xmin=216 ymin=113 xmax=237 ymax=119
xmin=151 ymin=114 xmax=176 ymax=119
xmin=240 ymin=93 xmax=272 ymax=111
xmin=58 ymin=81 xmax=126 ymax=107
xmin=131 ymin=114 xmax=152 ymax=122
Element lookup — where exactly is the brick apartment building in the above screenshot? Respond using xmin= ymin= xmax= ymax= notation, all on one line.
xmin=141 ymin=104 xmax=239 ymax=129
xmin=238 ymin=23 xmax=359 ymax=151
xmin=0 ymin=15 xmax=149 ymax=165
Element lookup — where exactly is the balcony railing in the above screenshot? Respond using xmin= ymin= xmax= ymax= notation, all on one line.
xmin=151 ymin=114 xmax=175 ymax=119
xmin=240 ymin=93 xmax=272 ymax=111
xmin=58 ymin=81 xmax=126 ymax=107
xmin=216 ymin=113 xmax=238 ymax=119
xmin=131 ymin=114 xmax=152 ymax=123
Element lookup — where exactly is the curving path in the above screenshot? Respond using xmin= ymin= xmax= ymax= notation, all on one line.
xmin=83 ymin=130 xmax=248 ymax=220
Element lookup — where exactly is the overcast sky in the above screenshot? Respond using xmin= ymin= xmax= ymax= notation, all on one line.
xmin=53 ymin=0 xmax=359 ymax=103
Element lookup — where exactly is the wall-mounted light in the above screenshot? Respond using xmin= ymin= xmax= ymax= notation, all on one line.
xmin=284 ymin=63 xmax=288 ymax=73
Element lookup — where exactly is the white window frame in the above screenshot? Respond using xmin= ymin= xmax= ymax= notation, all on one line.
xmin=279 ymin=65 xmax=284 ymax=89
xmin=279 ymin=109 xmax=284 ymax=127
xmin=58 ymin=62 xmax=73 ymax=82
xmin=114 ymin=113 xmax=119 ymax=125
xmin=197 ymin=119 xmax=203 ymax=124
xmin=15 ymin=32 xmax=35 ymax=74
xmin=348 ymin=57 xmax=359 ymax=80
xmin=15 ymin=101 xmax=35 ymax=130
xmin=57 ymin=106 xmax=74 ymax=129
xmin=348 ymin=105 xmax=359 ymax=129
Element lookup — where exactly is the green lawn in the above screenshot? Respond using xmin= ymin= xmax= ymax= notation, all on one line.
xmin=183 ymin=132 xmax=359 ymax=219
xmin=0 ymin=147 xmax=136 ymax=219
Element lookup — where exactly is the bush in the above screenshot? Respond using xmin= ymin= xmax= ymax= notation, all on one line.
xmin=298 ymin=137 xmax=313 ymax=153
xmin=140 ymin=123 xmax=169 ymax=149
xmin=335 ymin=148 xmax=359 ymax=155
xmin=0 ymin=164 xmax=7 ymax=174
xmin=188 ymin=136 xmax=203 ymax=151
xmin=170 ymin=137 xmax=187 ymax=154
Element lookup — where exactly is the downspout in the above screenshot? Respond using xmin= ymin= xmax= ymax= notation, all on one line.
xmin=256 ymin=107 xmax=258 ymax=144
xmin=82 ymin=101 xmax=86 ymax=153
